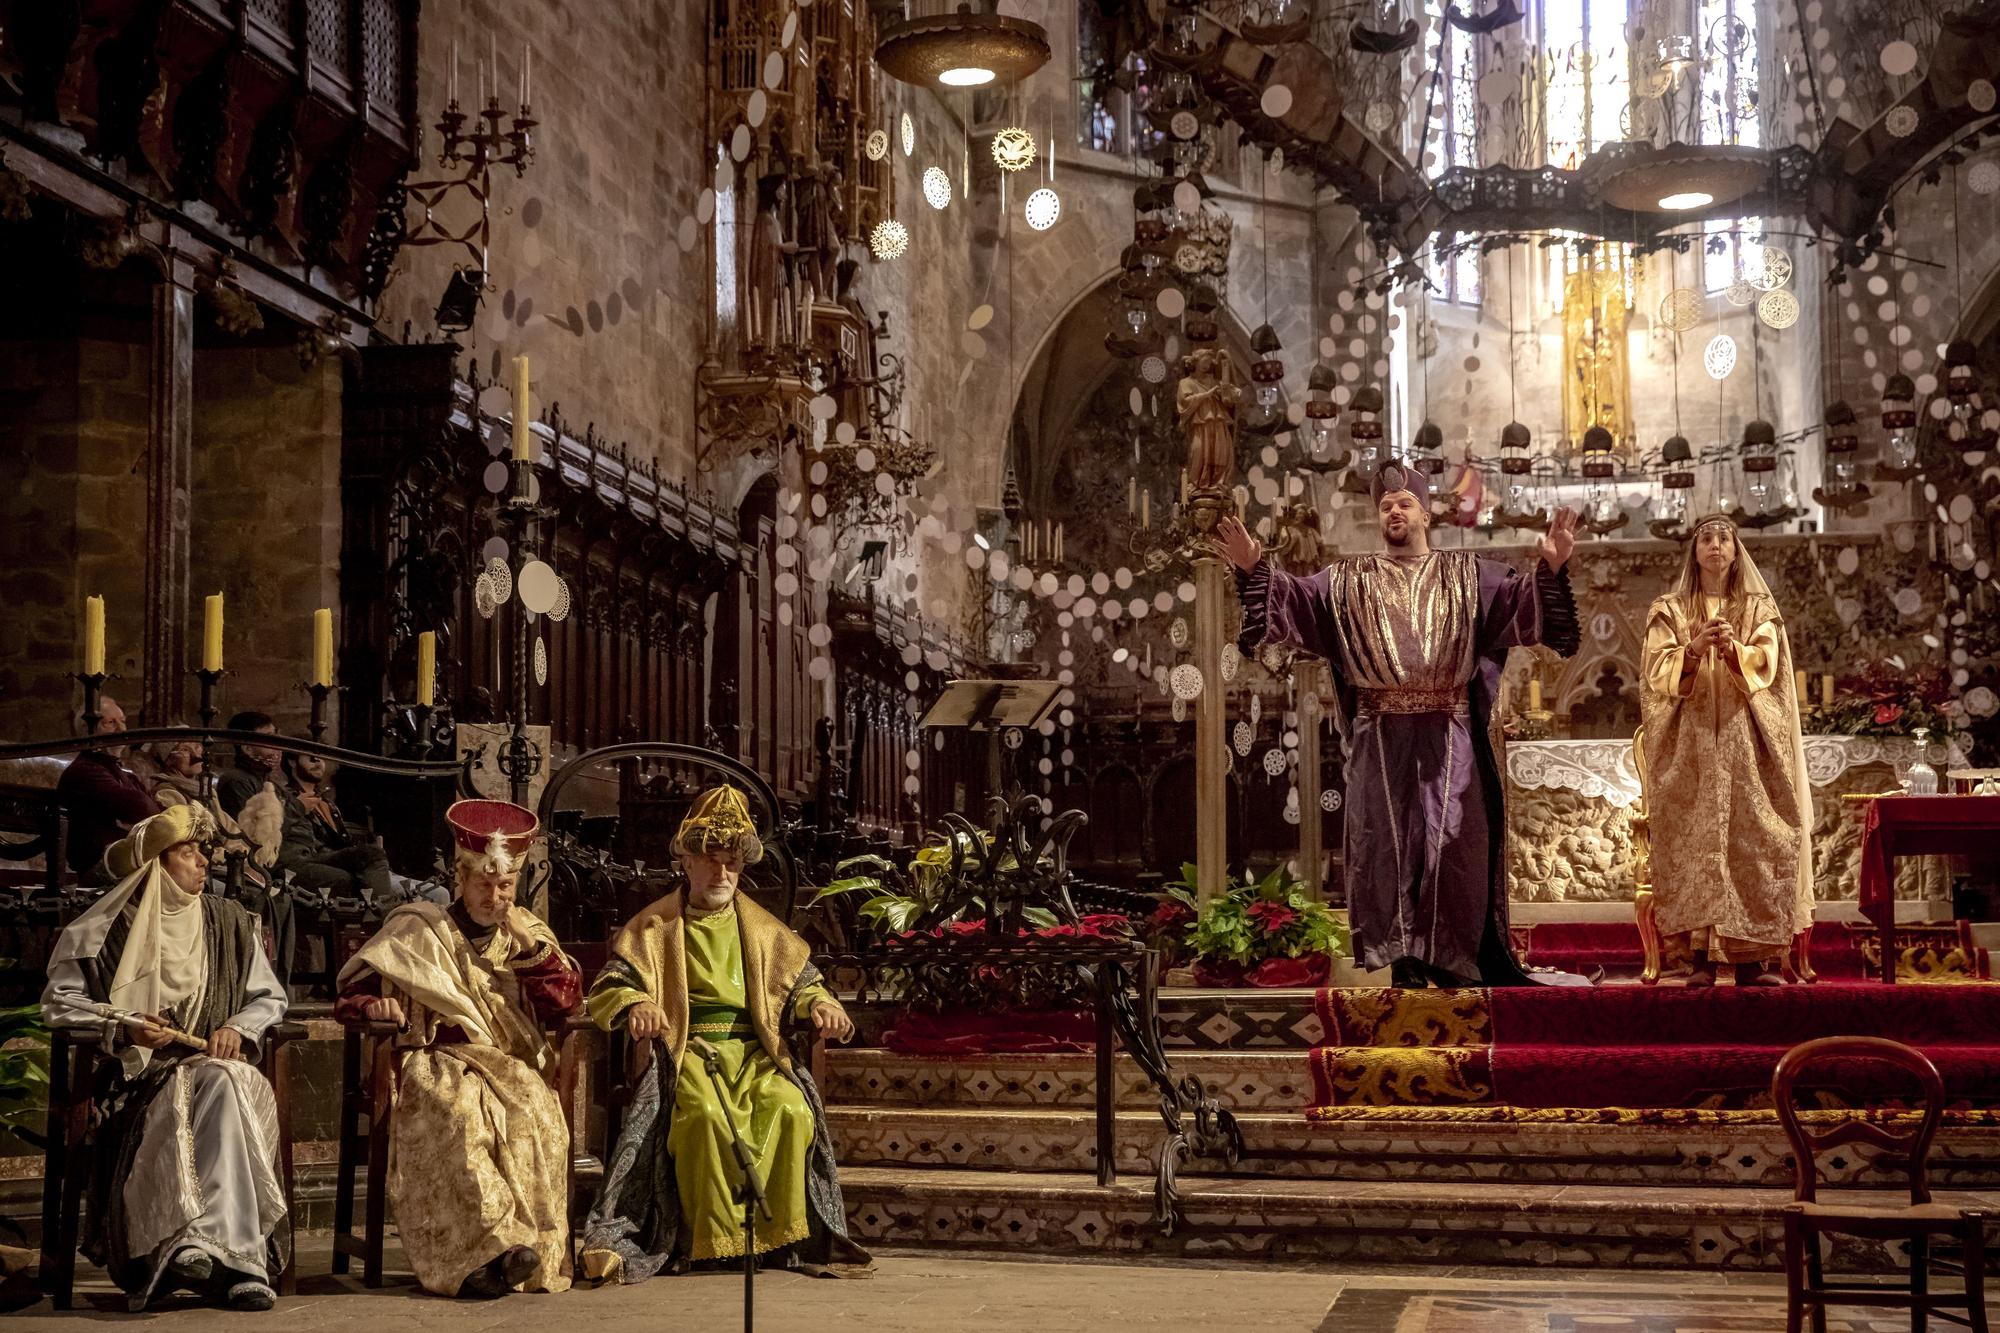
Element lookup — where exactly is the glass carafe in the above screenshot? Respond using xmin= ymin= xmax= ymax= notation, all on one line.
xmin=1907 ymin=725 xmax=1940 ymax=796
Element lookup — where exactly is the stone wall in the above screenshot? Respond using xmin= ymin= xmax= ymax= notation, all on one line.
xmin=188 ymin=348 xmax=344 ymax=735
xmin=0 ymin=324 xmax=151 ymax=737
xmin=373 ymin=0 xmax=711 ymax=476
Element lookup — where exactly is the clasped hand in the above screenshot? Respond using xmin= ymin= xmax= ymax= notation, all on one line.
xmin=1689 ymin=617 xmax=1735 ymax=655
xmin=621 ymin=998 xmax=854 ymax=1044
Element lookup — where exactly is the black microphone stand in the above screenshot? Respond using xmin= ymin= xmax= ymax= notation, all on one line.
xmin=692 ymin=1036 xmax=768 ymax=1333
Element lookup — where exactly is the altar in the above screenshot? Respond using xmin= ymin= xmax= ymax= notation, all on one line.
xmin=1503 ymin=735 xmax=1963 ymax=906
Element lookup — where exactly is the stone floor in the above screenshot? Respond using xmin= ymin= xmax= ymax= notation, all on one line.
xmin=7 ymin=1242 xmax=1957 ymax=1331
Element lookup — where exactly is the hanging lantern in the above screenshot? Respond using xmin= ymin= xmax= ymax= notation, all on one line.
xmin=1732 ymin=419 xmax=1790 ymax=528
xmin=1183 ymin=281 xmax=1221 ymax=344
xmin=1410 ymin=420 xmax=1445 ymax=475
xmin=1241 ymin=323 xmax=1289 ymax=437
xmin=1341 ymin=384 xmax=1385 ymax=494
xmin=1302 ymin=363 xmax=1346 ymax=465
xmin=1580 ymin=424 xmax=1617 ymax=478
xmin=1814 ymin=400 xmax=1872 ymax=511
xmin=1499 ymin=421 xmax=1532 ymax=474
xmin=1945 ymin=341 xmax=1979 ymax=422
xmin=1649 ymin=434 xmax=1695 ymax=538
xmin=1880 ymin=372 xmax=1920 ymax=477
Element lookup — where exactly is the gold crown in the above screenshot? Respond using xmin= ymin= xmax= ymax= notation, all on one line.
xmin=672 ymin=785 xmax=764 ymax=864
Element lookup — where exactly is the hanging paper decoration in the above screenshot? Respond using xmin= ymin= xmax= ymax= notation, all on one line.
xmin=1233 ymin=720 xmax=1253 ymax=755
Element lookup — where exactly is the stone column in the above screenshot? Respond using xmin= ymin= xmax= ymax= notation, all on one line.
xmin=1177 ymin=350 xmax=1241 ymax=907
xmin=144 ymin=250 xmax=197 ymax=723
xmin=1296 ymin=659 xmax=1326 ymax=899
xmin=1193 ymin=547 xmax=1227 ymax=906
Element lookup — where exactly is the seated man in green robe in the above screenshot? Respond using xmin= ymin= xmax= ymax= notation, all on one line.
xmin=580 ymin=785 xmax=871 ymax=1281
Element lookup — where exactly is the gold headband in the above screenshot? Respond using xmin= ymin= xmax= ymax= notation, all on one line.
xmin=1694 ymin=517 xmax=1735 ymax=538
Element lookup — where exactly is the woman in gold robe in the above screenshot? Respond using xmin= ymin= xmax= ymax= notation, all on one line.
xmin=1639 ymin=515 xmax=1814 ymax=985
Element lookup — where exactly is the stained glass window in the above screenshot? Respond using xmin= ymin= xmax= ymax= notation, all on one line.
xmin=1424 ymin=1 xmax=1483 ymax=304
xmin=1542 ymin=0 xmax=1630 ymax=171
xmin=1698 ymin=0 xmax=1763 ymax=291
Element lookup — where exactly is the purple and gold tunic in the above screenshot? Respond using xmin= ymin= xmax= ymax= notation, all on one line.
xmin=1237 ymin=550 xmax=1579 ymax=981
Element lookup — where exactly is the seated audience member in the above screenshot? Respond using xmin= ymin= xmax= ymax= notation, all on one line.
xmin=54 ymin=695 xmax=161 ymax=880
xmin=335 ymin=800 xmax=579 ymax=1299
xmin=215 ymin=712 xmax=283 ymax=820
xmin=41 ymin=805 xmax=290 ymax=1310
xmin=133 ymin=733 xmax=203 ymax=805
xmin=580 ymin=786 xmax=870 ymax=1282
xmin=278 ymin=751 xmax=392 ymax=904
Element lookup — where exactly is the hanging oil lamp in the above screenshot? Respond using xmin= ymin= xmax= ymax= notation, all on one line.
xmin=1813 ymin=400 xmax=1872 ymax=511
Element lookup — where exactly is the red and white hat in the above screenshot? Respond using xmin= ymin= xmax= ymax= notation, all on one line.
xmin=446 ymin=798 xmax=539 ymax=875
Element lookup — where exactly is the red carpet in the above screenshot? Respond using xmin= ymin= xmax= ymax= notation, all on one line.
xmin=1516 ymin=919 xmax=1990 ymax=980
xmin=1306 ymin=982 xmax=2000 ymax=1114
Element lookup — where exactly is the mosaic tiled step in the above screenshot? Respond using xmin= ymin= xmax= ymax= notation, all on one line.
xmin=821 ymin=1048 xmax=1311 ymax=1112
xmin=1154 ymin=987 xmax=1324 ymax=1049
xmin=826 ymin=1105 xmax=2000 ymax=1189
xmin=840 ymin=1165 xmax=2000 ymax=1272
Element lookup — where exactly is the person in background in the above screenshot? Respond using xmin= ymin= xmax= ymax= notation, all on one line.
xmin=215 ymin=712 xmax=283 ymax=820
xmin=278 ymin=751 xmax=393 ymax=905
xmin=54 ymin=694 xmax=161 ymax=881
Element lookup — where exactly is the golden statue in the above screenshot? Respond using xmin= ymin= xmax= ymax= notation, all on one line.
xmin=1176 ymin=348 xmax=1241 ymax=493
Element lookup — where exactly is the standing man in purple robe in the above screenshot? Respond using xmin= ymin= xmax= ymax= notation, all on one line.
xmin=1215 ymin=464 xmax=1582 ymax=987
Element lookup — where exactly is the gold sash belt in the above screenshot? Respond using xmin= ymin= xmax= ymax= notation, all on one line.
xmin=1356 ymin=686 xmax=1466 ymax=716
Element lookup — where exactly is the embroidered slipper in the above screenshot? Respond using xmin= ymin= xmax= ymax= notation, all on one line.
xmin=168 ymin=1247 xmax=213 ymax=1291
xmin=225 ymin=1280 xmax=276 ymax=1311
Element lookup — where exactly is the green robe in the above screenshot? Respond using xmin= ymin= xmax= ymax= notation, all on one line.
xmin=580 ymin=893 xmax=867 ymax=1279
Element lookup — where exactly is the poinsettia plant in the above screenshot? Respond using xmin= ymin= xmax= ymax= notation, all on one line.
xmin=1161 ymin=863 xmax=1349 ymax=987
xmin=1807 ymin=660 xmax=1961 ymax=738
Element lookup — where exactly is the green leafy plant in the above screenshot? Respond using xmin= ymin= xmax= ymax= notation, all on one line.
xmin=0 ymin=996 xmax=50 ymax=1151
xmin=1167 ymin=863 xmax=1348 ymax=967
xmin=809 ymin=830 xmax=1067 ymax=936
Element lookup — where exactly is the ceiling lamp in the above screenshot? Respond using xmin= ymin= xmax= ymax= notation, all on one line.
xmin=873 ymin=3 xmax=1050 ymax=91
xmin=1597 ymin=143 xmax=1767 ymax=215
xmin=1301 ymin=364 xmax=1347 ymax=467
xmin=1651 ymin=436 xmax=1696 ymax=538
xmin=1241 ymin=323 xmax=1289 ymax=437
xmin=1880 ymin=373 xmax=1921 ymax=476
xmin=1341 ymin=384 xmax=1385 ymax=494
xmin=1814 ymin=400 xmax=1872 ymax=512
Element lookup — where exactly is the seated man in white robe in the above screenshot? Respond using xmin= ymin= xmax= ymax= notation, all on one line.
xmin=42 ymin=804 xmax=290 ymax=1311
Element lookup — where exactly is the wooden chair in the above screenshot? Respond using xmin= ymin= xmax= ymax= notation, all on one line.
xmin=39 ymin=1021 xmax=306 ymax=1310
xmin=1774 ymin=1036 xmax=1990 ymax=1332
xmin=329 ymin=1015 xmax=589 ymax=1287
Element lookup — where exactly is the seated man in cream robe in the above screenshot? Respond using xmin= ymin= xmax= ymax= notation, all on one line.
xmin=42 ymin=804 xmax=290 ymax=1311
xmin=580 ymin=785 xmax=870 ymax=1281
xmin=335 ymin=799 xmax=580 ymax=1299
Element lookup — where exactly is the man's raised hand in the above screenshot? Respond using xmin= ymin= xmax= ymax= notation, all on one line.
xmin=1213 ymin=516 xmax=1262 ymax=572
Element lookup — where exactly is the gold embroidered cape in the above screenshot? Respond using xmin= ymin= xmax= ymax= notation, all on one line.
xmin=338 ymin=903 xmax=575 ymax=1295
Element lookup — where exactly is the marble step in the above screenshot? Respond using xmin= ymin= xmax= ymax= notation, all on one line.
xmin=837 ymin=1165 xmax=2000 ymax=1272
xmin=820 ymin=1047 xmax=1312 ymax=1112
xmin=826 ymin=1104 xmax=2000 ymax=1189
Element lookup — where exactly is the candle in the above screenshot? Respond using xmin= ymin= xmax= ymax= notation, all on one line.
xmin=512 ymin=355 xmax=531 ymax=461
xmin=1529 ymin=677 xmax=1543 ymax=712
xmin=1821 ymin=673 xmax=1835 ymax=708
xmin=202 ymin=594 xmax=224 ymax=673
xmin=489 ymin=33 xmax=498 ymax=104
xmin=83 ymin=595 xmax=105 ymax=676
xmin=450 ymin=39 xmax=459 ymax=104
xmin=1141 ymin=490 xmax=1151 ymax=529
xmin=521 ymin=41 xmax=531 ymax=107
xmin=312 ymin=608 xmax=334 ymax=688
xmin=1794 ymin=668 xmax=1806 ymax=703
xmin=1128 ymin=476 xmax=1137 ymax=516
xmin=416 ymin=632 xmax=436 ymax=708
xmin=1054 ymin=522 xmax=1063 ymax=563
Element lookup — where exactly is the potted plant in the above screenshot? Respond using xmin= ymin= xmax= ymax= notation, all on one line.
xmin=1165 ymin=863 xmax=1349 ymax=987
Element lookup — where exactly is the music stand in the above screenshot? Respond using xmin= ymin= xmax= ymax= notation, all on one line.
xmin=920 ymin=679 xmax=1064 ymax=732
